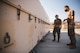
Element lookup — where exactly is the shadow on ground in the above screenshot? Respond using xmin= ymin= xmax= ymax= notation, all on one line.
xmin=30 ymin=32 xmax=80 ymax=53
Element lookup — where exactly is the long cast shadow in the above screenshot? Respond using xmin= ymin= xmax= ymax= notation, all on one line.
xmin=29 ymin=32 xmax=80 ymax=53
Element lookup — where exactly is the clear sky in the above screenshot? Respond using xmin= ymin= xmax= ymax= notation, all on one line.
xmin=39 ymin=0 xmax=80 ymax=23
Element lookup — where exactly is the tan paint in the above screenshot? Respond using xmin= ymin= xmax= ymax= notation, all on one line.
xmin=0 ymin=0 xmax=50 ymax=53
xmin=1 ymin=20 xmax=15 ymax=53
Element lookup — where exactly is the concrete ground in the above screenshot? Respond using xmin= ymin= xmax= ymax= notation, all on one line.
xmin=32 ymin=32 xmax=80 ymax=53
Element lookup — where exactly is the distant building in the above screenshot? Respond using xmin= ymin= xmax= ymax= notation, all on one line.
xmin=50 ymin=22 xmax=80 ymax=30
xmin=75 ymin=22 xmax=80 ymax=29
xmin=62 ymin=22 xmax=80 ymax=29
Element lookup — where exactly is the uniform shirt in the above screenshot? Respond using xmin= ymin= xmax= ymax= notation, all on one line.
xmin=67 ymin=9 xmax=75 ymax=21
xmin=67 ymin=9 xmax=75 ymax=28
xmin=54 ymin=18 xmax=62 ymax=28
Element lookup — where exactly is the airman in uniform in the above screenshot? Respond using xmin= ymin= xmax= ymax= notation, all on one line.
xmin=53 ymin=15 xmax=62 ymax=42
xmin=63 ymin=5 xmax=76 ymax=49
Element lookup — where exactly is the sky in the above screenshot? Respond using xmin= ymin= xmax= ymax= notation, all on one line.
xmin=39 ymin=0 xmax=80 ymax=23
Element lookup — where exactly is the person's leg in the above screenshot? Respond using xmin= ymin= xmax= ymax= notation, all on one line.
xmin=53 ymin=28 xmax=56 ymax=41
xmin=67 ymin=25 xmax=72 ymax=46
xmin=69 ymin=28 xmax=76 ymax=49
xmin=57 ymin=28 xmax=60 ymax=42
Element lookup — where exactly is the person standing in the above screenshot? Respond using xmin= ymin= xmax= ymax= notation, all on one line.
xmin=63 ymin=5 xmax=76 ymax=49
xmin=53 ymin=15 xmax=62 ymax=42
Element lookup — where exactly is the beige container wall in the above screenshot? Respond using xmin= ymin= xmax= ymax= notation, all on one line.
xmin=0 ymin=0 xmax=50 ymax=53
xmin=8 ymin=0 xmax=50 ymax=22
xmin=0 ymin=1 xmax=16 ymax=53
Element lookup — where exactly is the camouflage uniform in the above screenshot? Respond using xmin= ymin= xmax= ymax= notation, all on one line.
xmin=67 ymin=10 xmax=76 ymax=46
xmin=53 ymin=18 xmax=62 ymax=42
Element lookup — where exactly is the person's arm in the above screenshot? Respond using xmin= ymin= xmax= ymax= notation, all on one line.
xmin=63 ymin=10 xmax=74 ymax=22
xmin=70 ymin=10 xmax=75 ymax=24
xmin=63 ymin=18 xmax=70 ymax=23
xmin=71 ymin=10 xmax=75 ymax=20
xmin=63 ymin=19 xmax=67 ymax=22
xmin=54 ymin=20 xmax=56 ymax=25
xmin=60 ymin=19 xmax=62 ymax=28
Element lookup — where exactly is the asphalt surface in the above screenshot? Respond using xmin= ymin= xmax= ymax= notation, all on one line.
xmin=32 ymin=32 xmax=80 ymax=53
